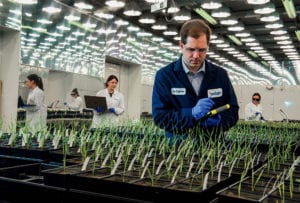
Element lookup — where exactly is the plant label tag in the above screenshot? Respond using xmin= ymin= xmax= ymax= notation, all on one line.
xmin=81 ymin=156 xmax=91 ymax=171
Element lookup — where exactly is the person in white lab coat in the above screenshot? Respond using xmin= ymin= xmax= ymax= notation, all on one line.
xmin=91 ymin=75 xmax=125 ymax=128
xmin=25 ymin=74 xmax=47 ymax=133
xmin=245 ymin=92 xmax=264 ymax=121
xmin=64 ymin=88 xmax=83 ymax=112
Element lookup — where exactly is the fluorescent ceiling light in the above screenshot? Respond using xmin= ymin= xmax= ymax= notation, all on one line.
xmin=94 ymin=11 xmax=114 ymax=19
xmin=12 ymin=0 xmax=37 ymax=4
xmin=270 ymin=30 xmax=287 ymax=35
xmin=247 ymin=0 xmax=270 ymax=5
xmin=201 ymin=0 xmax=222 ymax=9
xmin=74 ymin=2 xmax=93 ymax=10
xmin=152 ymin=24 xmax=167 ymax=30
xmin=42 ymin=6 xmax=61 ymax=14
xmin=282 ymin=0 xmax=296 ymax=19
xmin=65 ymin=15 xmax=80 ymax=21
xmin=235 ymin=32 xmax=250 ymax=37
xmin=227 ymin=24 xmax=244 ymax=32
xmin=220 ymin=18 xmax=238 ymax=25
xmin=254 ymin=3 xmax=275 ymax=14
xmin=265 ymin=22 xmax=283 ymax=29
xmin=194 ymin=8 xmax=217 ymax=25
xmin=211 ymin=8 xmax=231 ymax=18
xmin=167 ymin=6 xmax=180 ymax=14
xmin=105 ymin=0 xmax=125 ymax=8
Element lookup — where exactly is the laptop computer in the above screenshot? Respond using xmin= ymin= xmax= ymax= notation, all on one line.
xmin=84 ymin=95 xmax=108 ymax=111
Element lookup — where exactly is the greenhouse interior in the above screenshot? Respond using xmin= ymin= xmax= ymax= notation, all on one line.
xmin=0 ymin=0 xmax=300 ymax=202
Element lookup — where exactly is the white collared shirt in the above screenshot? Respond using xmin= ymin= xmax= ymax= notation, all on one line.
xmin=182 ymin=60 xmax=205 ymax=96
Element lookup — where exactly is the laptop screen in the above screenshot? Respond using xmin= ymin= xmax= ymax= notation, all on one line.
xmin=84 ymin=95 xmax=107 ymax=110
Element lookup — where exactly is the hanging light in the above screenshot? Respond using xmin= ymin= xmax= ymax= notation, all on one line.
xmin=105 ymin=0 xmax=125 ymax=8
xmin=123 ymin=1 xmax=141 ymax=16
xmin=201 ymin=0 xmax=222 ymax=9
xmin=211 ymin=7 xmax=231 ymax=18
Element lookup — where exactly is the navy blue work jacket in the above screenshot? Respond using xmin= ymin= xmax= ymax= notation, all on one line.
xmin=152 ymin=57 xmax=239 ymax=135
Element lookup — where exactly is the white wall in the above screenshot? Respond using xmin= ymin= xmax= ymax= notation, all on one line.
xmin=46 ymin=70 xmax=104 ymax=108
xmin=141 ymin=84 xmax=153 ymax=113
xmin=0 ymin=30 xmax=20 ymax=131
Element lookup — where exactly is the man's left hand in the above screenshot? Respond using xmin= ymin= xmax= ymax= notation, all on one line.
xmin=200 ymin=114 xmax=221 ymax=127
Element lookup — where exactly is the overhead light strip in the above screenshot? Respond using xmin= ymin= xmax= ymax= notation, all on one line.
xmin=247 ymin=50 xmax=258 ymax=58
xmin=282 ymin=0 xmax=296 ymax=19
xmin=194 ymin=8 xmax=217 ymax=25
xmin=295 ymin=30 xmax=300 ymax=41
xmin=227 ymin=35 xmax=243 ymax=45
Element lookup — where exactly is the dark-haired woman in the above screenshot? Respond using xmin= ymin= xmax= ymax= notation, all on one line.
xmin=245 ymin=92 xmax=263 ymax=121
xmin=25 ymin=74 xmax=47 ymax=132
xmin=65 ymin=88 xmax=83 ymax=112
xmin=91 ymin=75 xmax=125 ymax=128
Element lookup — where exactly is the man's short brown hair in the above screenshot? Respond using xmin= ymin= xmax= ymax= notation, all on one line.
xmin=180 ymin=19 xmax=212 ymax=45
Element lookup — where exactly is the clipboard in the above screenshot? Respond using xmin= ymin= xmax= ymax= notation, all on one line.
xmin=84 ymin=95 xmax=107 ymax=110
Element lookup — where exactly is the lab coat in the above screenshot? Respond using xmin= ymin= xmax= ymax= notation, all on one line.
xmin=245 ymin=102 xmax=263 ymax=121
xmin=91 ymin=88 xmax=125 ymax=128
xmin=152 ymin=57 xmax=239 ymax=135
xmin=67 ymin=96 xmax=83 ymax=112
xmin=26 ymin=86 xmax=47 ymax=133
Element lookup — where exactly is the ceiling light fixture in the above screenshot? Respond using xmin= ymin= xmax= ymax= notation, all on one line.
xmin=282 ymin=0 xmax=296 ymax=19
xmin=105 ymin=0 xmax=125 ymax=8
xmin=194 ymin=8 xmax=217 ymax=25
xmin=260 ymin=13 xmax=280 ymax=22
xmin=247 ymin=51 xmax=258 ymax=58
xmin=94 ymin=11 xmax=114 ymax=19
xmin=235 ymin=32 xmax=251 ymax=37
xmin=123 ymin=1 xmax=141 ymax=16
xmin=227 ymin=23 xmax=244 ymax=32
xmin=74 ymin=2 xmax=93 ymax=10
xmin=220 ymin=18 xmax=238 ymax=25
xmin=247 ymin=0 xmax=270 ymax=5
xmin=211 ymin=7 xmax=231 ymax=18
xmin=139 ymin=14 xmax=155 ymax=24
xmin=174 ymin=10 xmax=191 ymax=21
xmin=12 ymin=0 xmax=37 ymax=4
xmin=254 ymin=3 xmax=275 ymax=14
xmin=227 ymin=35 xmax=243 ymax=45
xmin=151 ymin=21 xmax=167 ymax=30
xmin=295 ymin=30 xmax=300 ymax=41
xmin=167 ymin=6 xmax=179 ymax=14
xmin=201 ymin=0 xmax=222 ymax=9
xmin=265 ymin=22 xmax=283 ymax=29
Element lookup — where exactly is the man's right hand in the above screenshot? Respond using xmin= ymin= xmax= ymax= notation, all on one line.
xmin=192 ymin=98 xmax=215 ymax=120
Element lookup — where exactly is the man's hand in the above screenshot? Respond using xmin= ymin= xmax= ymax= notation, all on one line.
xmin=192 ymin=98 xmax=215 ymax=120
xmin=200 ymin=114 xmax=221 ymax=127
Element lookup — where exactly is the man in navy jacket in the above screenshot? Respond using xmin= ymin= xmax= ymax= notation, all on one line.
xmin=152 ymin=19 xmax=239 ymax=141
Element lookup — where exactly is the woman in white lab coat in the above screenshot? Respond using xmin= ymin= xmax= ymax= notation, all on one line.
xmin=65 ymin=88 xmax=83 ymax=113
xmin=245 ymin=92 xmax=263 ymax=121
xmin=91 ymin=75 xmax=125 ymax=128
xmin=25 ymin=74 xmax=47 ymax=133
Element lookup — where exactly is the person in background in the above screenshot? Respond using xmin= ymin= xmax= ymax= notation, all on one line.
xmin=245 ymin=92 xmax=264 ymax=121
xmin=64 ymin=88 xmax=83 ymax=112
xmin=25 ymin=74 xmax=47 ymax=133
xmin=152 ymin=19 xmax=239 ymax=143
xmin=91 ymin=75 xmax=125 ymax=128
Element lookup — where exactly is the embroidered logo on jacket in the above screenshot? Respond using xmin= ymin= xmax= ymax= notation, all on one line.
xmin=208 ymin=88 xmax=222 ymax=98
xmin=171 ymin=88 xmax=186 ymax=95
